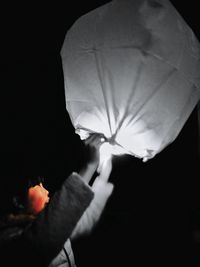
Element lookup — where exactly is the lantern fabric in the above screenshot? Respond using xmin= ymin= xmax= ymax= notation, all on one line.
xmin=61 ymin=0 xmax=200 ymax=161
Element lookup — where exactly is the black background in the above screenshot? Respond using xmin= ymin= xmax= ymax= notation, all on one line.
xmin=1 ymin=1 xmax=200 ymax=266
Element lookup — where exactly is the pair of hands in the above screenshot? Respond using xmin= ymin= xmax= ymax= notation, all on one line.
xmin=72 ymin=134 xmax=114 ymax=239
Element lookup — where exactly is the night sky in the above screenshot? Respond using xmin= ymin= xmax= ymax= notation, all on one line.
xmin=1 ymin=1 xmax=200 ymax=266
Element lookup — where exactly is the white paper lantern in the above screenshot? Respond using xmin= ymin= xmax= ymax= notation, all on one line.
xmin=61 ymin=0 xmax=200 ymax=161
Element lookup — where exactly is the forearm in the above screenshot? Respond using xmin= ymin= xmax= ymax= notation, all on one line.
xmin=22 ymin=173 xmax=94 ymax=265
xmin=71 ymin=180 xmax=114 ymax=240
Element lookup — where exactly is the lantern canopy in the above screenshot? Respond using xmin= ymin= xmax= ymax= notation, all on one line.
xmin=61 ymin=0 xmax=200 ymax=161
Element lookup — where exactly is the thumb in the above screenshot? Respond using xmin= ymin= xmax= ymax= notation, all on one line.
xmin=98 ymin=158 xmax=112 ymax=183
xmin=92 ymin=177 xmax=114 ymax=197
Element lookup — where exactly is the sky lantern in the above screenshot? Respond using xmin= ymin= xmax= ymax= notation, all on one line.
xmin=61 ymin=0 xmax=200 ymax=162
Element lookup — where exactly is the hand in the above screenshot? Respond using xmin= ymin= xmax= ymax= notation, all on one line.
xmin=92 ymin=157 xmax=113 ymax=195
xmin=71 ymin=158 xmax=113 ymax=239
xmin=79 ymin=133 xmax=106 ymax=184
xmin=84 ymin=133 xmax=105 ymax=168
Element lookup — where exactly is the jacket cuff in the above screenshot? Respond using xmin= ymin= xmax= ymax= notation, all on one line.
xmin=65 ymin=172 xmax=94 ymax=203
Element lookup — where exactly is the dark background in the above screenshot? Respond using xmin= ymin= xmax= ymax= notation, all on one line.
xmin=1 ymin=1 xmax=199 ymax=266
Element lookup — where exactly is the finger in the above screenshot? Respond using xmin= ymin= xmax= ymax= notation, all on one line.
xmin=106 ymin=182 xmax=114 ymax=196
xmin=98 ymin=158 xmax=112 ymax=182
xmin=84 ymin=134 xmax=96 ymax=145
xmin=84 ymin=133 xmax=99 ymax=145
xmin=92 ymin=177 xmax=114 ymax=198
xmin=85 ymin=133 xmax=105 ymax=147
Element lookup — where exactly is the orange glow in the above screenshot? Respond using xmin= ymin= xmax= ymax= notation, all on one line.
xmin=28 ymin=183 xmax=50 ymax=215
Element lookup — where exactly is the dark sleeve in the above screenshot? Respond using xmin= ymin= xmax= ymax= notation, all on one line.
xmin=21 ymin=172 xmax=94 ymax=266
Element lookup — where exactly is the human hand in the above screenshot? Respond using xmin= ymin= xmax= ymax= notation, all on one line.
xmin=92 ymin=157 xmax=113 ymax=196
xmin=84 ymin=133 xmax=105 ymax=168
xmin=71 ymin=158 xmax=113 ymax=239
xmin=79 ymin=133 xmax=106 ymax=184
